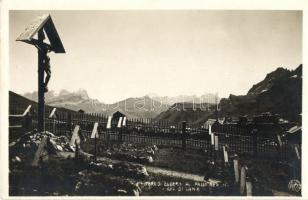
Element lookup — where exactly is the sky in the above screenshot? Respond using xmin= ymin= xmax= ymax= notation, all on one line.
xmin=9 ymin=10 xmax=302 ymax=103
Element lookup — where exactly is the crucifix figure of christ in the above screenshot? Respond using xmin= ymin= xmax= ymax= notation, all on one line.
xmin=31 ymin=38 xmax=52 ymax=93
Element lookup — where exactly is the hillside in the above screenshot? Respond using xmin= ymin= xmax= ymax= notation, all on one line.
xmin=155 ymin=102 xmax=216 ymax=124
xmin=9 ymin=91 xmax=77 ymax=115
xmin=156 ymin=65 xmax=302 ymax=124
xmin=23 ymin=90 xmax=168 ymax=118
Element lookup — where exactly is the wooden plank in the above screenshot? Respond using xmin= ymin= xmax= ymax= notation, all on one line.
xmin=16 ymin=14 xmax=50 ymax=42
xmin=223 ymin=145 xmax=229 ymax=163
xmin=22 ymin=105 xmax=32 ymax=116
xmin=209 ymin=124 xmax=212 ymax=135
xmin=31 ymin=136 xmax=47 ymax=167
xmin=246 ymin=182 xmax=252 ymax=196
xmin=240 ymin=166 xmax=246 ymax=195
xmin=16 ymin=14 xmax=65 ymax=53
xmin=295 ymin=146 xmax=300 ymax=160
xmin=69 ymin=125 xmax=80 ymax=146
xmin=117 ymin=117 xmax=123 ymax=128
xmin=277 ymin=135 xmax=282 ymax=147
xmin=215 ymin=135 xmax=219 ymax=151
xmin=122 ymin=116 xmax=127 ymax=126
xmin=106 ymin=116 xmax=112 ymax=129
xmin=234 ymin=159 xmax=239 ymax=183
xmin=91 ymin=122 xmax=99 ymax=139
xmin=49 ymin=108 xmax=57 ymax=118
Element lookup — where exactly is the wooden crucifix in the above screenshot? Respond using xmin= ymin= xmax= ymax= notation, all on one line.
xmin=16 ymin=14 xmax=65 ymax=132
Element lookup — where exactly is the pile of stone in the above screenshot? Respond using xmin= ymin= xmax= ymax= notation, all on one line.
xmin=89 ymin=160 xmax=149 ymax=179
xmin=74 ymin=160 xmax=149 ymax=196
xmin=9 ymin=131 xmax=75 ymax=163
xmin=104 ymin=143 xmax=158 ymax=164
xmin=75 ymin=170 xmax=142 ymax=196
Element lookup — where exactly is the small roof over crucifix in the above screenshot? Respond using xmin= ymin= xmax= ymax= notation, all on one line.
xmin=16 ymin=14 xmax=65 ymax=53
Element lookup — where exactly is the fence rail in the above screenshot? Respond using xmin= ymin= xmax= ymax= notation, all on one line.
xmin=9 ymin=105 xmax=300 ymax=161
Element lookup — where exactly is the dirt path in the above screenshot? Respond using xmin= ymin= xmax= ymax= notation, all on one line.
xmin=146 ymin=165 xmax=205 ymax=182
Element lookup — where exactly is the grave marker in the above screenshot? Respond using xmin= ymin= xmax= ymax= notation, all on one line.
xmin=122 ymin=116 xmax=126 ymax=126
xmin=277 ymin=135 xmax=282 ymax=147
xmin=31 ymin=136 xmax=47 ymax=167
xmin=69 ymin=125 xmax=80 ymax=147
xmin=106 ymin=116 xmax=112 ymax=129
xmin=23 ymin=105 xmax=32 ymax=116
xmin=49 ymin=108 xmax=57 ymax=134
xmin=209 ymin=124 xmax=212 ymax=135
xmin=223 ymin=146 xmax=228 ymax=163
xmin=240 ymin=166 xmax=246 ymax=195
xmin=117 ymin=117 xmax=123 ymax=128
xmin=211 ymin=133 xmax=215 ymax=145
xmin=49 ymin=108 xmax=57 ymax=118
xmin=91 ymin=122 xmax=99 ymax=139
xmin=246 ymin=182 xmax=252 ymax=196
xmin=295 ymin=146 xmax=300 ymax=160
xmin=233 ymin=159 xmax=239 ymax=183
xmin=214 ymin=136 xmax=219 ymax=151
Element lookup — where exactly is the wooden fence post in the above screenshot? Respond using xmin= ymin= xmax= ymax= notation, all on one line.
xmin=182 ymin=121 xmax=187 ymax=150
xmin=67 ymin=112 xmax=72 ymax=135
xmin=277 ymin=134 xmax=282 ymax=161
xmin=117 ymin=117 xmax=123 ymax=143
xmin=252 ymin=129 xmax=258 ymax=156
xmin=22 ymin=113 xmax=32 ymax=133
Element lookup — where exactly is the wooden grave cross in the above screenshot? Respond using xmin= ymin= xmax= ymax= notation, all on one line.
xmin=295 ymin=145 xmax=300 ymax=160
xmin=233 ymin=159 xmax=239 ymax=184
xmin=240 ymin=166 xmax=246 ymax=195
xmin=31 ymin=136 xmax=48 ymax=167
xmin=223 ymin=145 xmax=229 ymax=163
xmin=49 ymin=108 xmax=57 ymax=134
xmin=69 ymin=125 xmax=81 ymax=147
xmin=22 ymin=105 xmax=32 ymax=116
xmin=91 ymin=122 xmax=99 ymax=161
xmin=106 ymin=116 xmax=112 ymax=129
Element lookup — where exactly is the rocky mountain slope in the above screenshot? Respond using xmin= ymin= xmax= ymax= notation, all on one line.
xmin=219 ymin=64 xmax=302 ymax=122
xmin=156 ymin=65 xmax=302 ymax=124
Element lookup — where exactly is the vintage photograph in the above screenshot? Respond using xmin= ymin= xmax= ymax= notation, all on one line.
xmin=8 ymin=10 xmax=302 ymax=196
